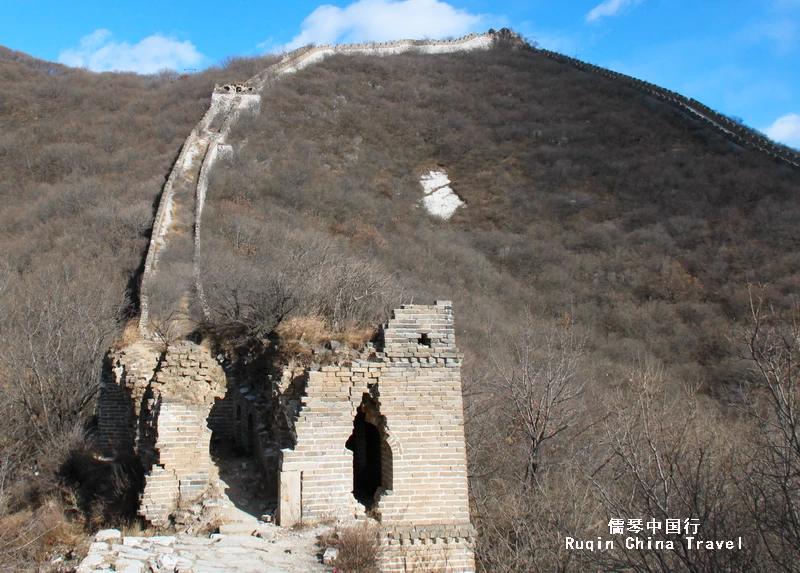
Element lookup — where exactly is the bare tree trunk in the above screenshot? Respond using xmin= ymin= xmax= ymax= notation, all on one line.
xmin=490 ymin=316 xmax=585 ymax=487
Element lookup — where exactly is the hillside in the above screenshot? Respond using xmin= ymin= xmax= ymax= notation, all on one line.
xmin=0 ymin=47 xmax=278 ymax=569
xmin=2 ymin=34 xmax=800 ymax=572
xmin=198 ymin=41 xmax=800 ymax=572
xmin=204 ymin=43 xmax=800 ymax=391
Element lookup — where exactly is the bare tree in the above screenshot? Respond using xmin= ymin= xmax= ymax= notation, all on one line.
xmin=490 ymin=317 xmax=585 ymax=486
xmin=741 ymin=290 xmax=800 ymax=572
xmin=200 ymin=230 xmax=400 ymax=338
xmin=584 ymin=361 xmax=762 ymax=573
xmin=0 ymin=264 xmax=123 ymax=466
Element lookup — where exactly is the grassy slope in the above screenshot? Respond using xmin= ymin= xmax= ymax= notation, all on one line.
xmin=0 ymin=48 xmax=277 ymax=570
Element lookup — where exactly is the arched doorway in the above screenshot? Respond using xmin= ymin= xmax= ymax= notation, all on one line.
xmin=346 ymin=394 xmax=391 ymax=511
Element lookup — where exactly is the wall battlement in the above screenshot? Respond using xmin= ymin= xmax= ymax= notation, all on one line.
xmin=532 ymin=47 xmax=799 ymax=169
xmin=136 ymin=31 xmax=499 ymax=337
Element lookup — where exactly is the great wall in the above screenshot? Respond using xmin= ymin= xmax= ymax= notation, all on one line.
xmin=84 ymin=29 xmax=798 ymax=573
xmin=523 ymin=40 xmax=800 ymax=169
xmin=137 ymin=31 xmax=493 ymax=336
xmin=88 ymin=31 xmax=495 ymax=573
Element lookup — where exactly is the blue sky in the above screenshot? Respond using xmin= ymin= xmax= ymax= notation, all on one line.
xmin=1 ymin=0 xmax=799 ymax=147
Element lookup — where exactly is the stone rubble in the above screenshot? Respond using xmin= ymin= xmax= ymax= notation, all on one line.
xmin=78 ymin=526 xmax=331 ymax=573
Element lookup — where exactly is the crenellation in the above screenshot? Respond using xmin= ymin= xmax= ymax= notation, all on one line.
xmin=532 ymin=44 xmax=799 ymax=169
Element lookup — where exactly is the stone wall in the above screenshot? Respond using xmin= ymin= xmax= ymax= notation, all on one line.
xmin=98 ymin=341 xmax=226 ymax=526
xmin=206 ymin=386 xmax=238 ymax=443
xmin=214 ymin=83 xmax=258 ymax=95
xmin=99 ymin=345 xmax=161 ymax=457
xmin=138 ymin=90 xmax=261 ymax=335
xmin=531 ymin=45 xmax=800 ymax=169
xmin=248 ymin=33 xmax=493 ymax=90
xmin=137 ymin=31 xmax=497 ymax=338
xmin=278 ymin=302 xmax=475 ymax=573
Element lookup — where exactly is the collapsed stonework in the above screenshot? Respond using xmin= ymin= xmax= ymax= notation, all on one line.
xmin=97 ymin=301 xmax=475 ymax=572
xmin=99 ymin=342 xmax=226 ymax=526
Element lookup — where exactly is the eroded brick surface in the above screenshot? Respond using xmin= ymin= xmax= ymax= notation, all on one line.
xmin=279 ymin=301 xmax=475 ymax=572
xmin=98 ymin=342 xmax=225 ymax=525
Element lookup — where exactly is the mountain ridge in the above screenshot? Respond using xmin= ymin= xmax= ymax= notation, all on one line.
xmin=1 ymin=29 xmax=800 ymax=573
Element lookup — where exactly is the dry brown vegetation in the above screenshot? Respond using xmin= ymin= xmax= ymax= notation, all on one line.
xmin=204 ymin=45 xmax=800 ymax=571
xmin=319 ymin=522 xmax=383 ymax=573
xmin=1 ymin=38 xmax=800 ymax=572
xmin=0 ymin=46 xmax=277 ymax=570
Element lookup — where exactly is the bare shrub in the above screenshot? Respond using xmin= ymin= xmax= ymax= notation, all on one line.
xmin=585 ymin=361 xmax=758 ymax=573
xmin=0 ymin=264 xmax=123 ymax=471
xmin=276 ymin=316 xmax=329 ymax=346
xmin=0 ymin=499 xmax=86 ymax=573
xmin=473 ymin=471 xmax=598 ymax=573
xmin=199 ymin=222 xmax=402 ymax=339
xmin=332 ymin=522 xmax=383 ymax=573
xmin=489 ymin=317 xmax=586 ymax=485
xmin=56 ymin=441 xmax=144 ymax=528
xmin=740 ymin=290 xmax=800 ymax=571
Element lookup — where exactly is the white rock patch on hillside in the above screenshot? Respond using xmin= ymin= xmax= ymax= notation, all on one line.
xmin=421 ymin=170 xmax=451 ymax=193
xmin=419 ymin=170 xmax=464 ymax=220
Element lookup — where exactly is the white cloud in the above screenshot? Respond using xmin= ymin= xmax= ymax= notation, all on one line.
xmin=282 ymin=0 xmax=487 ymax=51
xmin=586 ymin=0 xmax=643 ymax=22
xmin=764 ymin=113 xmax=800 ymax=149
xmin=751 ymin=19 xmax=799 ymax=53
xmin=59 ymin=29 xmax=204 ymax=74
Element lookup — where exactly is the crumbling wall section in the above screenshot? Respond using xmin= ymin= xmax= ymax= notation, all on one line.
xmin=98 ymin=345 xmax=161 ymax=457
xmin=206 ymin=385 xmax=238 ymax=443
xmin=138 ymin=89 xmax=261 ymax=336
xmin=279 ymin=366 xmax=369 ymax=523
xmin=278 ymin=302 xmax=475 ymax=572
xmin=97 ymin=341 xmax=225 ymax=526
xmin=137 ymin=342 xmax=225 ymax=525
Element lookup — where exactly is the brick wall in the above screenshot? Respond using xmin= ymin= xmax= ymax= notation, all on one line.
xmin=97 ymin=373 xmax=134 ymax=456
xmin=207 ymin=387 xmax=238 ymax=443
xmin=278 ymin=302 xmax=475 ymax=572
xmin=98 ymin=345 xmax=161 ymax=457
xmin=97 ymin=341 xmax=226 ymax=525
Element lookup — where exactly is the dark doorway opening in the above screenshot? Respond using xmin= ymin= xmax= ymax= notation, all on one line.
xmin=346 ymin=410 xmax=383 ymax=509
xmin=208 ymin=391 xmax=276 ymax=519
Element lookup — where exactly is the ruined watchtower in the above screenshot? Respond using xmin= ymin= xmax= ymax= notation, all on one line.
xmin=279 ymin=301 xmax=475 ymax=571
xmin=97 ymin=302 xmax=475 ymax=572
